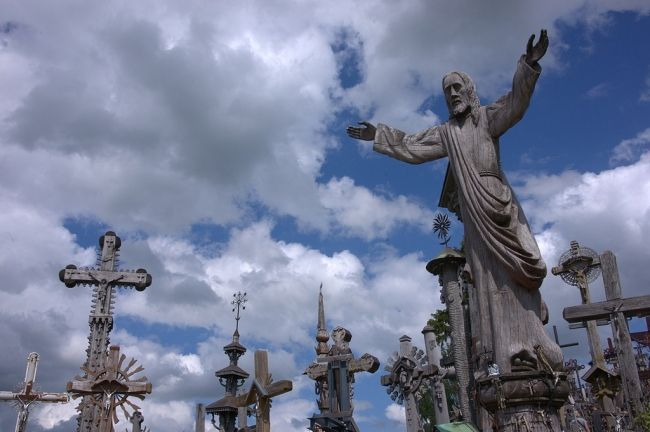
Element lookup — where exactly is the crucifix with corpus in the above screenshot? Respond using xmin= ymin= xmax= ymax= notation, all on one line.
xmin=59 ymin=231 xmax=152 ymax=432
xmin=0 ymin=352 xmax=69 ymax=432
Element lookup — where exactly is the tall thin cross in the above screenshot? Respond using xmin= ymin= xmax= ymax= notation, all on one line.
xmin=68 ymin=345 xmax=152 ymax=432
xmin=0 ymin=352 xmax=69 ymax=432
xmin=59 ymin=231 xmax=152 ymax=432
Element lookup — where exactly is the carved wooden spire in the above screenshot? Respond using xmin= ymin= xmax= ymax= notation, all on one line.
xmin=315 ymin=283 xmax=329 ymax=357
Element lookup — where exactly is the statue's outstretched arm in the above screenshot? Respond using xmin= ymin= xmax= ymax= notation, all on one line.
xmin=487 ymin=30 xmax=548 ymax=138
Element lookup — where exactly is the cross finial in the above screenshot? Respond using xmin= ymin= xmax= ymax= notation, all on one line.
xmin=232 ymin=291 xmax=247 ymax=338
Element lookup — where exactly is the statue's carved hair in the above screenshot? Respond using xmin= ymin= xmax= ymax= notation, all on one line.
xmin=443 ymin=71 xmax=480 ymax=125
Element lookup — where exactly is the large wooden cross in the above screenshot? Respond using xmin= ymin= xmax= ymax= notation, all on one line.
xmin=59 ymin=232 xmax=152 ymax=371
xmin=59 ymin=231 xmax=152 ymax=432
xmin=0 ymin=352 xmax=68 ymax=432
xmin=67 ymin=345 xmax=152 ymax=432
xmin=231 ymin=350 xmax=292 ymax=432
xmin=563 ymin=250 xmax=647 ymax=418
xmin=305 ymin=353 xmax=379 ymax=415
xmin=305 ymin=327 xmax=379 ymax=432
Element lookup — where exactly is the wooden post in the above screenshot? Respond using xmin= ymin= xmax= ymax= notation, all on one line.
xmin=228 ymin=350 xmax=292 ymax=432
xmin=195 ymin=403 xmax=205 ymax=432
xmin=600 ymin=251 xmax=644 ymax=419
xmin=255 ymin=351 xmax=271 ymax=432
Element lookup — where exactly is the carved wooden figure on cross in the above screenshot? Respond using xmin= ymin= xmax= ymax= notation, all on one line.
xmin=59 ymin=231 xmax=153 ymax=432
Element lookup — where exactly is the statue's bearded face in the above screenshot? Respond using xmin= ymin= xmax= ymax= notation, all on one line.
xmin=443 ymin=73 xmax=471 ymax=117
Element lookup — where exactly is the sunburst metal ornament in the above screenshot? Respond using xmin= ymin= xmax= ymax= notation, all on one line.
xmin=383 ymin=347 xmax=430 ymax=404
xmin=67 ymin=346 xmax=151 ymax=430
xmin=432 ymin=213 xmax=452 ymax=247
xmin=555 ymin=241 xmax=601 ymax=286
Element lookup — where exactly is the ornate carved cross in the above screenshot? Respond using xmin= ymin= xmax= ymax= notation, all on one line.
xmin=67 ymin=345 xmax=152 ymax=432
xmin=305 ymin=327 xmax=379 ymax=432
xmin=380 ymin=335 xmax=439 ymax=432
xmin=305 ymin=355 xmax=379 ymax=414
xmin=0 ymin=352 xmax=69 ymax=432
xmin=59 ymin=231 xmax=152 ymax=432
xmin=231 ymin=350 xmax=292 ymax=432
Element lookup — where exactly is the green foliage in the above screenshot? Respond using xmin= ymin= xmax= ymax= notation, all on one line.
xmin=428 ymin=309 xmax=451 ymax=347
xmin=636 ymin=404 xmax=650 ymax=430
xmin=418 ymin=390 xmax=436 ymax=432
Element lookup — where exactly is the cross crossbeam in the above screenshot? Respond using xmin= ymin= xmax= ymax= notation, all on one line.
xmin=563 ymin=295 xmax=650 ymax=323
xmin=304 ymin=353 xmax=380 ymax=381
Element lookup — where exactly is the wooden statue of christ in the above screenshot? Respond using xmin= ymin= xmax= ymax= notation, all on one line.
xmin=347 ymin=30 xmax=562 ymax=374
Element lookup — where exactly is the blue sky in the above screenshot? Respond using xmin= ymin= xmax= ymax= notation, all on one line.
xmin=0 ymin=1 xmax=649 ymax=431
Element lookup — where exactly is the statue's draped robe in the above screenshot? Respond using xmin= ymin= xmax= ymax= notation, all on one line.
xmin=374 ymin=57 xmax=562 ymax=373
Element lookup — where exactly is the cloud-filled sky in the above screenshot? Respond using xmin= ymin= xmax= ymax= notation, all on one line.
xmin=1 ymin=1 xmax=649 ymax=430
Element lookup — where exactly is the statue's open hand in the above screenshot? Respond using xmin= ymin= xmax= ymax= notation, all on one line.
xmin=525 ymin=29 xmax=548 ymax=66
xmin=346 ymin=121 xmax=376 ymax=141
